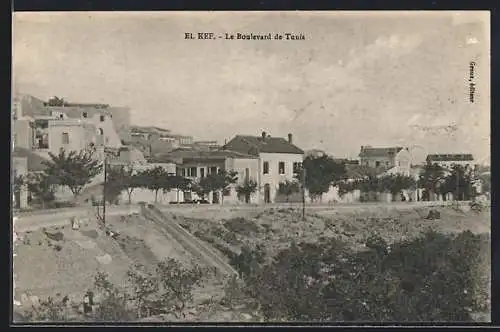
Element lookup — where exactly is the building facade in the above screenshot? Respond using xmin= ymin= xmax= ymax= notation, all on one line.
xmin=222 ymin=132 xmax=304 ymax=203
xmin=359 ymin=146 xmax=412 ymax=176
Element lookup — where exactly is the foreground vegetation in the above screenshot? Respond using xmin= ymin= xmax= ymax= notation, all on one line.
xmin=18 ymin=228 xmax=489 ymax=323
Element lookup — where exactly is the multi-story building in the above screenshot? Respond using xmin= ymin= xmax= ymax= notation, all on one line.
xmin=358 ymin=146 xmax=412 ymax=176
xmin=426 ymin=154 xmax=474 ymax=169
xmin=222 ymin=132 xmax=304 ymax=203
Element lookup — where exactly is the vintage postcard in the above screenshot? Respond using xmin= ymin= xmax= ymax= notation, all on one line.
xmin=12 ymin=11 xmax=490 ymax=323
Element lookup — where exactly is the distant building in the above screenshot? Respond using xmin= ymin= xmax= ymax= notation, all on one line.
xmin=426 ymin=154 xmax=474 ymax=169
xmin=222 ymin=132 xmax=304 ymax=203
xmin=358 ymin=145 xmax=411 ymax=176
xmin=128 ymin=125 xmax=194 ymax=155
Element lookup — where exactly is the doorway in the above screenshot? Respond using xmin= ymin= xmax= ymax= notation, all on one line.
xmin=264 ymin=184 xmax=271 ymax=203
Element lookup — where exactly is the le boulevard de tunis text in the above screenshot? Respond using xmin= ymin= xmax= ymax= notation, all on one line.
xmin=185 ymin=32 xmax=306 ymax=40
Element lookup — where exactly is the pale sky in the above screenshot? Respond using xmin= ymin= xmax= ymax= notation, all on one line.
xmin=12 ymin=11 xmax=490 ymax=162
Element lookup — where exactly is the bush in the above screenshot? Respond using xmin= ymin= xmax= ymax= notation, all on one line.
xmin=242 ymin=230 xmax=489 ymax=322
xmin=224 ymin=217 xmax=260 ymax=235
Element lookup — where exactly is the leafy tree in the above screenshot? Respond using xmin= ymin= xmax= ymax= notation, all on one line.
xmin=214 ymin=170 xmax=239 ymax=205
xmin=107 ymin=165 xmax=143 ymax=204
xmin=155 ymin=258 xmax=204 ymax=317
xmin=43 ymin=148 xmax=103 ymax=198
xmin=298 ymin=155 xmax=347 ymax=203
xmin=194 ymin=176 xmax=216 ymax=201
xmin=379 ymin=174 xmax=416 ymax=201
xmin=92 ymin=272 xmax=136 ymax=322
xmin=168 ymin=175 xmax=192 ymax=203
xmin=197 ymin=170 xmax=238 ymax=204
xmin=25 ymin=172 xmax=57 ymax=208
xmin=126 ymin=264 xmax=161 ymax=318
xmin=236 ymin=178 xmax=258 ymax=203
xmin=138 ymin=166 xmax=170 ymax=203
xmin=419 ymin=163 xmax=446 ymax=201
xmin=278 ymin=180 xmax=301 ymax=202
xmin=441 ymin=165 xmax=476 ymax=201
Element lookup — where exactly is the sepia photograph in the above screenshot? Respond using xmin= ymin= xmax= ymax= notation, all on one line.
xmin=12 ymin=11 xmax=490 ymax=323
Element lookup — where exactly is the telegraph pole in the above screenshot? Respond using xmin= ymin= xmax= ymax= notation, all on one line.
xmin=455 ymin=168 xmax=460 ymax=201
xmin=302 ymin=165 xmax=306 ymax=221
xmin=102 ymin=152 xmax=107 ymax=225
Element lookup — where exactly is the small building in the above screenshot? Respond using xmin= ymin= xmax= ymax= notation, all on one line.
xmin=223 ymin=132 xmax=304 ymax=203
xmin=426 ymin=153 xmax=474 ymax=169
xmin=358 ymin=146 xmax=412 ymax=176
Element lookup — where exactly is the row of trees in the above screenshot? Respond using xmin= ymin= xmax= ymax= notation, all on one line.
xmin=106 ymin=165 xmax=240 ymax=204
xmin=418 ymin=163 xmax=478 ymax=201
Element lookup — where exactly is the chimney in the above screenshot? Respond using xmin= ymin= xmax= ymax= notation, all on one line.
xmin=288 ymin=133 xmax=293 ymax=144
xmin=261 ymin=131 xmax=266 ymax=139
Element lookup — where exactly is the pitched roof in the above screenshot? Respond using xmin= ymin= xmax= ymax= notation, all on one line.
xmin=147 ymin=149 xmax=258 ymax=164
xmin=12 ymin=147 xmax=49 ymax=171
xmin=359 ymin=146 xmax=404 ymax=158
xmin=426 ymin=154 xmax=474 ymax=162
xmin=223 ymin=135 xmax=304 ymax=155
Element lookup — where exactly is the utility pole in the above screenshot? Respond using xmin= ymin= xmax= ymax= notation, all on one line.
xmin=302 ymin=165 xmax=306 ymax=221
xmin=102 ymin=152 xmax=108 ymax=225
xmin=455 ymin=167 xmax=460 ymax=202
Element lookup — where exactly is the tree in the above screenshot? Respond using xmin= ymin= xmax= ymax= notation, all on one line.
xmin=379 ymin=174 xmax=416 ymax=201
xmin=198 ymin=170 xmax=238 ymax=204
xmin=216 ymin=170 xmax=239 ymax=204
xmin=298 ymin=155 xmax=347 ymax=203
xmin=43 ymin=148 xmax=103 ymax=198
xmin=478 ymin=172 xmax=490 ymax=194
xmin=419 ymin=163 xmax=446 ymax=201
xmin=236 ymin=178 xmax=258 ymax=203
xmin=278 ymin=180 xmax=301 ymax=202
xmin=138 ymin=166 xmax=170 ymax=203
xmin=25 ymin=172 xmax=57 ymax=208
xmin=441 ymin=165 xmax=476 ymax=201
xmin=92 ymin=272 xmax=136 ymax=322
xmin=194 ymin=175 xmax=219 ymax=201
xmin=168 ymin=175 xmax=192 ymax=203
xmin=107 ymin=165 xmax=142 ymax=204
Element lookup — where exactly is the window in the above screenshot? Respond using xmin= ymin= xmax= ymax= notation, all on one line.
xmin=98 ymin=128 xmax=104 ymax=136
xmin=200 ymin=168 xmax=205 ymax=178
xmin=100 ymin=115 xmax=105 ymax=122
xmin=375 ymin=161 xmax=381 ymax=167
xmin=293 ymin=162 xmax=302 ymax=174
xmin=263 ymin=161 xmax=269 ymax=174
xmin=82 ymin=112 xmax=88 ymax=118
xmin=62 ymin=132 xmax=69 ymax=145
xmin=181 ymin=168 xmax=186 ymax=177
xmin=188 ymin=167 xmax=197 ymax=177
xmin=209 ymin=166 xmax=217 ymax=175
xmin=59 ymin=114 xmax=64 ymax=119
xmin=278 ymin=162 xmax=285 ymax=174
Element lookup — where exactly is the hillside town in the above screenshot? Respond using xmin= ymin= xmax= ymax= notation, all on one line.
xmin=12 ymin=93 xmax=490 ymax=211
xmin=11 ymin=10 xmax=492 ymax=324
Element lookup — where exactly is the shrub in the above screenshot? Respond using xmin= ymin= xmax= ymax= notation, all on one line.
xmin=242 ymin=230 xmax=489 ymax=322
xmin=224 ymin=217 xmax=260 ymax=235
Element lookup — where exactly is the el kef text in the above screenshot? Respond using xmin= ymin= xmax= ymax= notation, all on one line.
xmin=185 ymin=32 xmax=306 ymax=41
